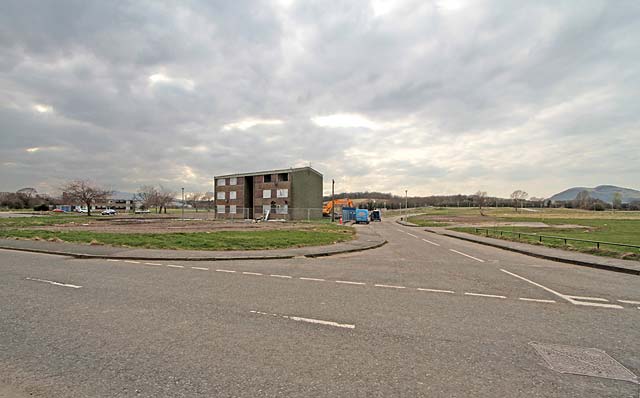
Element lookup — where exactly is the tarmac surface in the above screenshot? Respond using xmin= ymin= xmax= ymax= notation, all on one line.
xmin=1 ymin=220 xmax=638 ymax=397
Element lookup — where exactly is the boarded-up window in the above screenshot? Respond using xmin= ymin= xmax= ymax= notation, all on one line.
xmin=217 ymin=205 xmax=225 ymax=214
xmin=229 ymin=191 xmax=237 ymax=200
xmin=217 ymin=179 xmax=225 ymax=186
xmin=262 ymin=190 xmax=271 ymax=199
xmin=217 ymin=192 xmax=225 ymax=200
xmin=263 ymin=205 xmax=270 ymax=214
xmin=276 ymin=205 xmax=288 ymax=214
xmin=229 ymin=205 xmax=236 ymax=214
xmin=230 ymin=177 xmax=237 ymax=185
xmin=277 ymin=189 xmax=288 ymax=198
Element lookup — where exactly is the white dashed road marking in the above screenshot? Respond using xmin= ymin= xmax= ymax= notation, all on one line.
xmin=416 ymin=288 xmax=455 ymax=294
xmin=421 ymin=238 xmax=441 ymax=246
xmin=25 ymin=277 xmax=82 ymax=289
xmin=407 ymin=233 xmax=418 ymax=238
xmin=449 ymin=249 xmax=485 ymax=262
xmin=191 ymin=267 xmax=209 ymax=271
xmin=106 ymin=259 xmax=120 ymax=262
xmin=166 ymin=264 xmax=184 ymax=268
xmin=145 ymin=262 xmax=162 ymax=266
xmin=374 ymin=284 xmax=406 ymax=289
xmin=396 ymin=229 xmax=405 ymax=233
xmin=336 ymin=280 xmax=366 ymax=285
xmin=242 ymin=272 xmax=263 ymax=276
xmin=216 ymin=269 xmax=236 ymax=273
xmin=464 ymin=292 xmax=506 ymax=299
xmin=124 ymin=260 xmax=140 ymax=264
xmin=250 ymin=310 xmax=355 ymax=329
xmin=519 ymin=298 xmax=556 ymax=303
xmin=618 ymin=300 xmax=640 ymax=305
xmin=299 ymin=277 xmax=325 ymax=282
xmin=500 ymin=269 xmax=623 ymax=309
xmin=270 ymin=274 xmax=292 ymax=279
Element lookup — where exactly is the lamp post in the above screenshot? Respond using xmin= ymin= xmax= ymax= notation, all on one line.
xmin=181 ymin=187 xmax=185 ymax=220
xmin=405 ymin=190 xmax=408 ymax=220
xmin=331 ymin=179 xmax=335 ymax=223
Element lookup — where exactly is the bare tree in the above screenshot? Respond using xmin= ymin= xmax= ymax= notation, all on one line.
xmin=60 ymin=180 xmax=112 ymax=216
xmin=136 ymin=185 xmax=159 ymax=211
xmin=202 ymin=192 xmax=214 ymax=212
xmin=186 ymin=192 xmax=203 ymax=212
xmin=510 ymin=190 xmax=529 ymax=212
xmin=474 ymin=191 xmax=488 ymax=216
xmin=156 ymin=186 xmax=176 ymax=214
xmin=574 ymin=190 xmax=591 ymax=209
xmin=612 ymin=192 xmax=623 ymax=210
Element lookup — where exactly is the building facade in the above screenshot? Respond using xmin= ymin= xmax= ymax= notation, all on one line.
xmin=213 ymin=167 xmax=323 ymax=220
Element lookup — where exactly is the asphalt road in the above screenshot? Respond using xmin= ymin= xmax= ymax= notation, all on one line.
xmin=1 ymin=221 xmax=638 ymax=397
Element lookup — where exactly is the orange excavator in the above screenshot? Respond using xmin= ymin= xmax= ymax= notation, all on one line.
xmin=322 ymin=198 xmax=354 ymax=217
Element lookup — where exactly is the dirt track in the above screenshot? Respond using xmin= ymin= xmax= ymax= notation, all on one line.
xmin=28 ymin=217 xmax=323 ymax=234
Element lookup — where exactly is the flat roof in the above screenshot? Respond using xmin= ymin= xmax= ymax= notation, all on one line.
xmin=214 ymin=166 xmax=322 ymax=179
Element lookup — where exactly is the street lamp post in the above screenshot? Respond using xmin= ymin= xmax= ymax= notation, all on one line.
xmin=405 ymin=190 xmax=408 ymax=220
xmin=181 ymin=187 xmax=185 ymax=220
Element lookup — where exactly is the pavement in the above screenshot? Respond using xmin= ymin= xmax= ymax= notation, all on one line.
xmin=0 ymin=224 xmax=386 ymax=261
xmin=1 ymin=220 xmax=639 ymax=397
xmin=395 ymin=219 xmax=640 ymax=275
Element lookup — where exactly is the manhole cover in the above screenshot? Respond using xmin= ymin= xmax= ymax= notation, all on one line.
xmin=530 ymin=342 xmax=638 ymax=384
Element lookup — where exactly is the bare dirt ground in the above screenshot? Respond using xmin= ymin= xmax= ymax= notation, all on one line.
xmin=27 ymin=216 xmax=324 ymax=234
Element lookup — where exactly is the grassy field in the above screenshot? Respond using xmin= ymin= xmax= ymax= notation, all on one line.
xmin=406 ymin=207 xmax=640 ymax=261
xmin=0 ymin=224 xmax=354 ymax=251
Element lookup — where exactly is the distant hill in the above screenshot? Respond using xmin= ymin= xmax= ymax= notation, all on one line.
xmin=549 ymin=185 xmax=640 ymax=204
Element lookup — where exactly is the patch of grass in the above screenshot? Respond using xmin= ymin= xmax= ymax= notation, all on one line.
xmin=0 ymin=225 xmax=355 ymax=251
xmin=0 ymin=214 xmax=86 ymax=228
xmin=454 ymin=219 xmax=640 ymax=261
xmin=406 ymin=217 xmax=451 ymax=227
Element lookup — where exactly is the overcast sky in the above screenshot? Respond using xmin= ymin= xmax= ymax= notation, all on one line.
xmin=1 ymin=0 xmax=639 ymax=198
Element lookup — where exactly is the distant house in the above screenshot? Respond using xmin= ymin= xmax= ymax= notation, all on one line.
xmin=213 ymin=167 xmax=323 ymax=220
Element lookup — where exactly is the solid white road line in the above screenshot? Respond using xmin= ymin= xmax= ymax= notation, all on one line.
xmin=270 ymin=274 xmax=292 ymax=279
xmin=191 ymin=266 xmax=209 ymax=271
xmin=519 ymin=298 xmax=556 ymax=303
xmin=250 ymin=311 xmax=355 ymax=329
xmin=416 ymin=288 xmax=455 ymax=294
xmin=464 ymin=292 xmax=506 ymax=299
xmin=299 ymin=277 xmax=325 ymax=282
xmin=145 ymin=262 xmax=162 ymax=266
xmin=166 ymin=264 xmax=184 ymax=268
xmin=242 ymin=271 xmax=263 ymax=276
xmin=421 ymin=238 xmax=441 ymax=246
xmin=618 ymin=300 xmax=640 ymax=305
xmin=216 ymin=269 xmax=236 ymax=273
xmin=500 ymin=269 xmax=623 ymax=309
xmin=124 ymin=260 xmax=140 ymax=264
xmin=449 ymin=249 xmax=485 ymax=262
xmin=25 ymin=277 xmax=82 ymax=289
xmin=407 ymin=233 xmax=418 ymax=238
xmin=374 ymin=284 xmax=406 ymax=289
xmin=335 ymin=280 xmax=366 ymax=285
xmin=566 ymin=295 xmax=608 ymax=302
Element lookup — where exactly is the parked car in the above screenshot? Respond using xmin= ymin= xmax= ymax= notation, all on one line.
xmin=135 ymin=209 xmax=151 ymax=214
xmin=51 ymin=208 xmax=65 ymax=213
xmin=76 ymin=208 xmax=88 ymax=213
xmin=101 ymin=209 xmax=117 ymax=216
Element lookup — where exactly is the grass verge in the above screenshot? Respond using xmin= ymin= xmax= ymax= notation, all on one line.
xmin=0 ymin=226 xmax=354 ymax=251
xmin=454 ymin=223 xmax=640 ymax=261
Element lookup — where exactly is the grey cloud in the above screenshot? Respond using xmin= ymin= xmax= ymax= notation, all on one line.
xmin=1 ymin=0 xmax=639 ymax=197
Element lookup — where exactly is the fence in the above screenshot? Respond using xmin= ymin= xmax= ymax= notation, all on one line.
xmin=214 ymin=207 xmax=324 ymax=222
xmin=474 ymin=228 xmax=640 ymax=251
